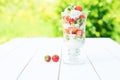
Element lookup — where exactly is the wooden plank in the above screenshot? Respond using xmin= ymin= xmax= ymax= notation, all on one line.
xmin=18 ymin=38 xmax=62 ymax=80
xmin=85 ymin=38 xmax=120 ymax=80
xmin=0 ymin=38 xmax=42 ymax=60
xmin=0 ymin=38 xmax=24 ymax=60
xmin=100 ymin=39 xmax=120 ymax=62
xmin=0 ymin=39 xmax=40 ymax=80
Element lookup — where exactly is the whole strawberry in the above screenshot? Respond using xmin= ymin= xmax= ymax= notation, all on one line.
xmin=52 ymin=55 xmax=59 ymax=62
xmin=74 ymin=6 xmax=82 ymax=11
xmin=44 ymin=55 xmax=51 ymax=62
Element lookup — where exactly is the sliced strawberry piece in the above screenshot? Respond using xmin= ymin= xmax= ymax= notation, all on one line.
xmin=64 ymin=28 xmax=70 ymax=34
xmin=76 ymin=30 xmax=84 ymax=37
xmin=65 ymin=16 xmax=70 ymax=21
xmin=74 ymin=6 xmax=82 ymax=11
xmin=68 ymin=27 xmax=78 ymax=34
xmin=64 ymin=27 xmax=78 ymax=34
xmin=80 ymin=14 xmax=86 ymax=19
xmin=69 ymin=18 xmax=75 ymax=23
xmin=65 ymin=16 xmax=75 ymax=24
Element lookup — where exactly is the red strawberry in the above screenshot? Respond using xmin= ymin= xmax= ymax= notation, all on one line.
xmin=68 ymin=27 xmax=78 ymax=34
xmin=44 ymin=55 xmax=51 ymax=62
xmin=69 ymin=18 xmax=75 ymax=23
xmin=52 ymin=55 xmax=59 ymax=62
xmin=76 ymin=30 xmax=84 ymax=37
xmin=65 ymin=16 xmax=70 ymax=21
xmin=65 ymin=16 xmax=75 ymax=24
xmin=74 ymin=6 xmax=82 ymax=11
xmin=80 ymin=14 xmax=86 ymax=19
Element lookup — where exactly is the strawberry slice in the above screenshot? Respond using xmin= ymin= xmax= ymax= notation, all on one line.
xmin=80 ymin=14 xmax=86 ymax=19
xmin=69 ymin=27 xmax=78 ymax=34
xmin=64 ymin=27 xmax=78 ymax=34
xmin=69 ymin=18 xmax=75 ymax=23
xmin=76 ymin=30 xmax=84 ymax=37
xmin=65 ymin=16 xmax=75 ymax=24
xmin=64 ymin=28 xmax=70 ymax=34
xmin=74 ymin=6 xmax=82 ymax=11
xmin=65 ymin=16 xmax=70 ymax=21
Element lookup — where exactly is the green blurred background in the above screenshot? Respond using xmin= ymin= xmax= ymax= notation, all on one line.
xmin=0 ymin=0 xmax=120 ymax=44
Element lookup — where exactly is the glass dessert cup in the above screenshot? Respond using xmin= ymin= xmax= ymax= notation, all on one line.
xmin=62 ymin=10 xmax=88 ymax=65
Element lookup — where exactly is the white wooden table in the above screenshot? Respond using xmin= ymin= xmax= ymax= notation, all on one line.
xmin=0 ymin=38 xmax=120 ymax=80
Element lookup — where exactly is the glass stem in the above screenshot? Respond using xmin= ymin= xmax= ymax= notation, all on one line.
xmin=68 ymin=48 xmax=81 ymax=61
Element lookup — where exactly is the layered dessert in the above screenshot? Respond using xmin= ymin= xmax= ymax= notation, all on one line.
xmin=61 ymin=5 xmax=88 ymax=48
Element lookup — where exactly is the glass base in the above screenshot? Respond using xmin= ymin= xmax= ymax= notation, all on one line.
xmin=63 ymin=59 xmax=84 ymax=65
xmin=63 ymin=55 xmax=85 ymax=65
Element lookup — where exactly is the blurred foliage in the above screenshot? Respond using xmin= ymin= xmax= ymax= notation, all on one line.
xmin=56 ymin=0 xmax=120 ymax=43
xmin=0 ymin=0 xmax=120 ymax=44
